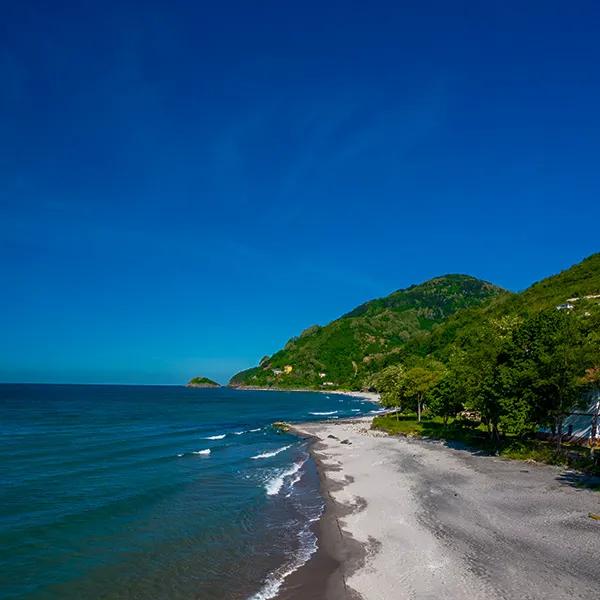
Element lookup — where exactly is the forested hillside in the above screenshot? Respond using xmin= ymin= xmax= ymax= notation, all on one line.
xmin=230 ymin=275 xmax=506 ymax=389
xmin=409 ymin=252 xmax=600 ymax=362
xmin=370 ymin=252 xmax=600 ymax=443
xmin=231 ymin=254 xmax=600 ymax=396
xmin=230 ymin=253 xmax=600 ymax=451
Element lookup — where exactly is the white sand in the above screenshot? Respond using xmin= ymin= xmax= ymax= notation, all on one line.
xmin=232 ymin=386 xmax=380 ymax=403
xmin=325 ymin=390 xmax=380 ymax=403
xmin=294 ymin=418 xmax=600 ymax=600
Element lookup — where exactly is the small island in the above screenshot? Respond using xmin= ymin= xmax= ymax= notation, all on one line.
xmin=186 ymin=376 xmax=220 ymax=388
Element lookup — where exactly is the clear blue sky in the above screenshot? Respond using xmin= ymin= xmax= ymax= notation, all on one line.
xmin=1 ymin=1 xmax=599 ymax=384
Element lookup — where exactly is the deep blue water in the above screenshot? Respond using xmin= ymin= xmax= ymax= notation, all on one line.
xmin=0 ymin=384 xmax=379 ymax=599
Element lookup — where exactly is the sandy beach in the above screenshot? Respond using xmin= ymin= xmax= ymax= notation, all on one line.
xmin=231 ymin=387 xmax=381 ymax=404
xmin=280 ymin=417 xmax=600 ymax=600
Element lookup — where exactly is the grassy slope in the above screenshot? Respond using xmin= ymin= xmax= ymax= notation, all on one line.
xmin=230 ymin=274 xmax=506 ymax=389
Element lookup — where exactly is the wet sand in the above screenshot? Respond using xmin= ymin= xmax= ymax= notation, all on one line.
xmin=278 ymin=417 xmax=600 ymax=600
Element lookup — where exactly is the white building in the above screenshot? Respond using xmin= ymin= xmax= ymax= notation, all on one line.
xmin=541 ymin=389 xmax=600 ymax=445
xmin=556 ymin=302 xmax=574 ymax=311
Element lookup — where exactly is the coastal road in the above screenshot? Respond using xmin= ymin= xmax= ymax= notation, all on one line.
xmin=289 ymin=418 xmax=600 ymax=600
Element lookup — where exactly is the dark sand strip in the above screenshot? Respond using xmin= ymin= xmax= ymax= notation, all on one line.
xmin=277 ymin=424 xmax=366 ymax=600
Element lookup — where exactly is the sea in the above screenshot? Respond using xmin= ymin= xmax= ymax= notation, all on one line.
xmin=0 ymin=384 xmax=381 ymax=599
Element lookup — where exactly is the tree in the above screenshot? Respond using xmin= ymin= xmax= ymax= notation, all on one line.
xmin=450 ymin=324 xmax=506 ymax=441
xmin=505 ymin=310 xmax=591 ymax=449
xmin=428 ymin=373 xmax=464 ymax=425
xmin=371 ymin=365 xmax=405 ymax=419
xmin=400 ymin=359 xmax=445 ymax=422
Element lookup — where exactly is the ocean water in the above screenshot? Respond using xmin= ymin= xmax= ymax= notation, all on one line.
xmin=0 ymin=384 xmax=380 ymax=599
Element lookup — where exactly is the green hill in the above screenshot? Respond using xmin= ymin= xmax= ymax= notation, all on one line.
xmin=229 ymin=274 xmax=506 ymax=389
xmin=230 ymin=254 xmax=600 ymax=391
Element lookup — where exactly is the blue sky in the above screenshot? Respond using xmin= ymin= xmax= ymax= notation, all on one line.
xmin=1 ymin=1 xmax=599 ymax=384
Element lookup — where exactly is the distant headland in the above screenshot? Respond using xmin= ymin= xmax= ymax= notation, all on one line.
xmin=186 ymin=376 xmax=220 ymax=388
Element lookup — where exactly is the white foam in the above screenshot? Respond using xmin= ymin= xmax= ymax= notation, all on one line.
xmin=251 ymin=445 xmax=292 ymax=460
xmin=192 ymin=449 xmax=211 ymax=455
xmin=249 ymin=428 xmax=261 ymax=432
xmin=204 ymin=434 xmax=226 ymax=440
xmin=233 ymin=431 xmax=245 ymax=435
xmin=351 ymin=409 xmax=361 ymax=412
xmin=264 ymin=459 xmax=305 ymax=496
xmin=284 ymin=466 xmax=305 ymax=497
xmin=309 ymin=410 xmax=337 ymax=416
xmin=288 ymin=467 xmax=303 ymax=489
xmin=177 ymin=453 xmax=184 ymax=457
xmin=247 ymin=521 xmax=318 ymax=600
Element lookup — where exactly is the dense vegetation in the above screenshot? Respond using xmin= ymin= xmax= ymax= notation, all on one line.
xmin=371 ymin=253 xmax=600 ymax=454
xmin=187 ymin=376 xmax=220 ymax=387
xmin=229 ymin=275 xmax=505 ymax=389
xmin=231 ymin=253 xmax=600 ymax=463
xmin=374 ymin=308 xmax=599 ymax=434
xmin=406 ymin=251 xmax=600 ymax=362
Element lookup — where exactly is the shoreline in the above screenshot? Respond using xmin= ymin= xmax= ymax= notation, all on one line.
xmin=276 ymin=417 xmax=600 ymax=600
xmin=277 ymin=419 xmax=367 ymax=600
xmin=230 ymin=386 xmax=380 ymax=404
xmin=275 ymin=418 xmax=373 ymax=600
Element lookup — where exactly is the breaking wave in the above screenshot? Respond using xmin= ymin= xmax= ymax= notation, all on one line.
xmin=251 ymin=445 xmax=292 ymax=460
xmin=264 ymin=459 xmax=306 ymax=496
xmin=247 ymin=516 xmax=319 ymax=600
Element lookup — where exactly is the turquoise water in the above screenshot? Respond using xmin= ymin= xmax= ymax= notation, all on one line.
xmin=0 ymin=384 xmax=378 ymax=599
